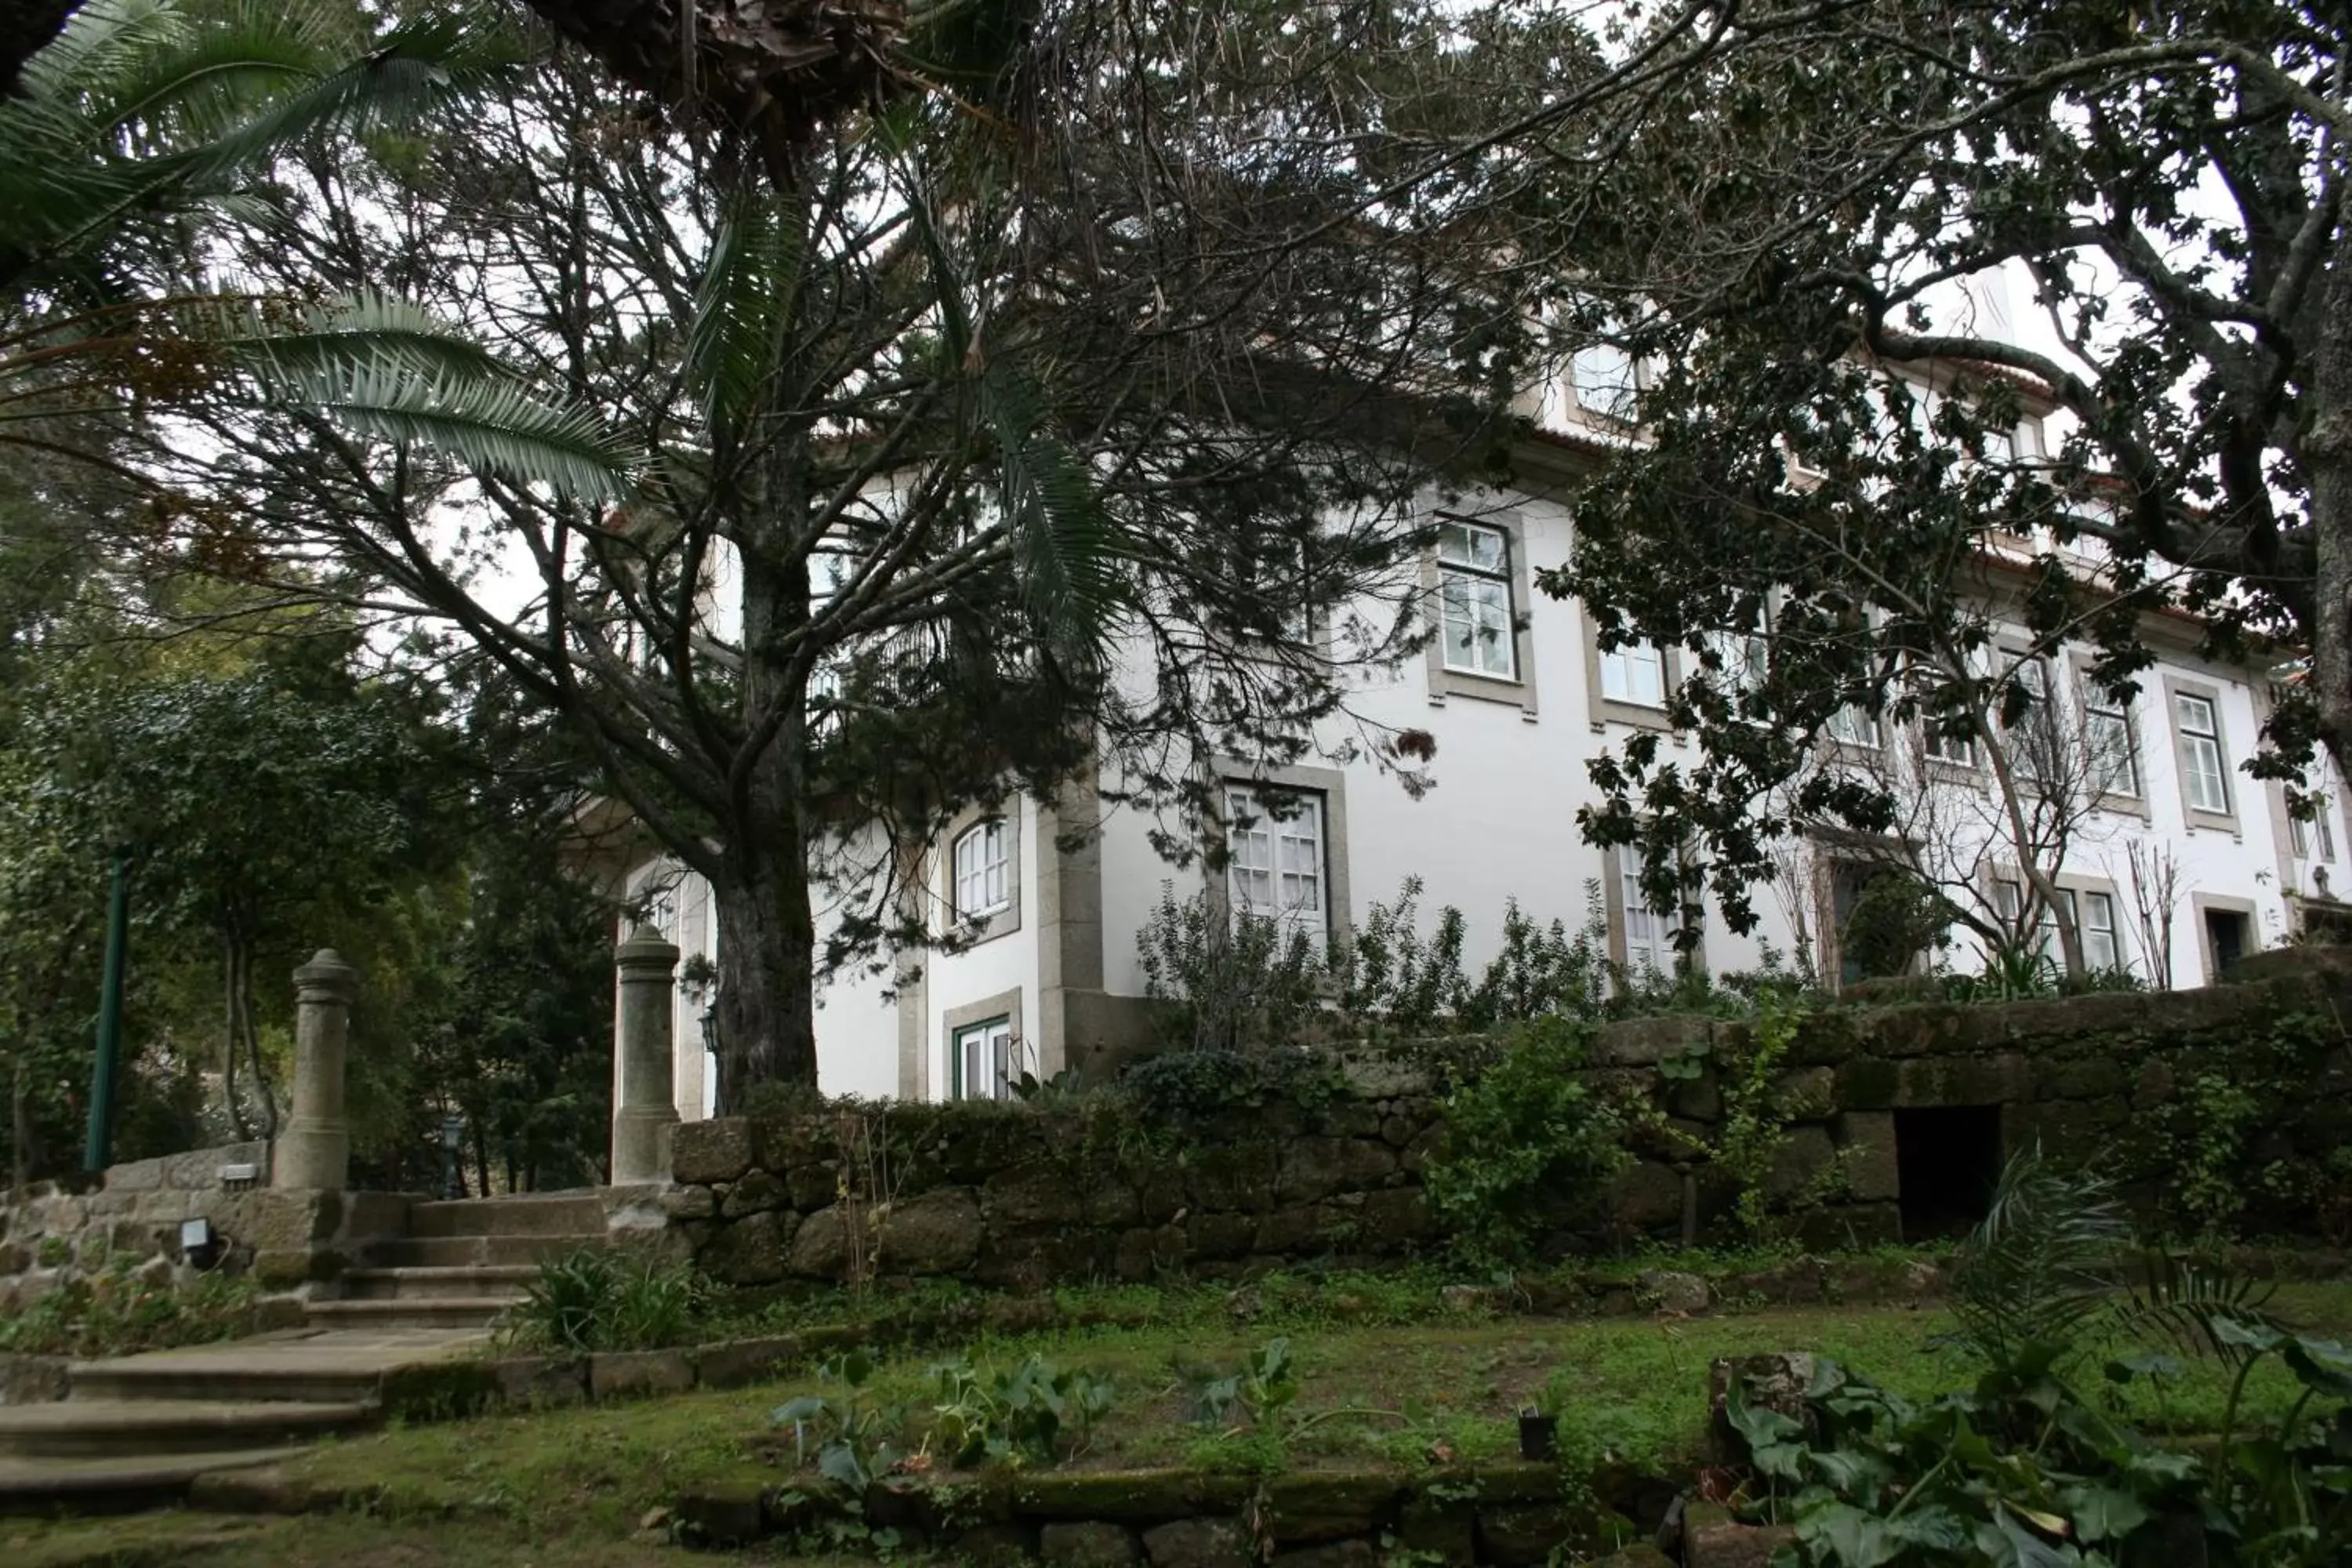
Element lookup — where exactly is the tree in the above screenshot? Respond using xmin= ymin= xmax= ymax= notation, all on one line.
xmin=1519 ymin=2 xmax=2351 ymax=938
xmin=0 ymin=0 xmax=630 ymax=496
xmin=142 ymin=4 xmax=1570 ymax=1102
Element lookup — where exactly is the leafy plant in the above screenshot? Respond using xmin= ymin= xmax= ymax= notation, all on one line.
xmin=0 ymin=1262 xmax=263 ymax=1357
xmin=1137 ymin=884 xmax=1327 ymax=1051
xmin=771 ymin=1348 xmax=894 ymax=1498
xmin=1943 ymin=1144 xmax=2132 ymax=1370
xmin=503 ymin=1246 xmax=707 ymax=1353
xmin=929 ymin=1353 xmax=1115 ymax=1467
xmin=1421 ymin=1017 xmax=1632 ymax=1265
xmin=1192 ymin=1337 xmax=1301 ymax=1432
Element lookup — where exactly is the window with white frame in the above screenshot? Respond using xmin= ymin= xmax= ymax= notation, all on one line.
xmin=2173 ymin=692 xmax=2230 ymax=814
xmin=2085 ymin=683 xmax=2139 ymax=797
xmin=1827 ymin=703 xmax=1881 ymax=749
xmin=2081 ymin=890 xmax=2121 ymax=972
xmin=1922 ymin=716 xmax=1976 ymax=766
xmin=950 ymin=1016 xmax=1027 ymax=1101
xmin=1570 ymin=342 xmax=1638 ymax=422
xmin=1600 ymin=639 xmax=1667 ymax=707
xmin=951 ymin=818 xmax=1012 ymax=918
xmin=1617 ymin=844 xmax=1677 ymax=974
xmin=1708 ymin=610 xmax=1769 ymax=694
xmin=1436 ymin=521 xmax=1517 ymax=680
xmin=2292 ymin=792 xmax=2338 ymax=862
xmin=1226 ymin=786 xmax=1328 ymax=937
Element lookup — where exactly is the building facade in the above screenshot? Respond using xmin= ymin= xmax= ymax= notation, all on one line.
xmin=612 ymin=354 xmax=2348 ymax=1115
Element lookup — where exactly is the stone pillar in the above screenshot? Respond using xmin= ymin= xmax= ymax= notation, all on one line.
xmin=273 ymin=949 xmax=357 ymax=1190
xmin=612 ymin=925 xmax=682 ymax=1185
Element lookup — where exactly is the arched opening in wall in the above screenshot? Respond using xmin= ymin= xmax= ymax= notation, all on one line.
xmin=1893 ymin=1105 xmax=2003 ymax=1239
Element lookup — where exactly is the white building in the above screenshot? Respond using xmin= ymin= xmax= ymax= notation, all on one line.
xmin=612 ymin=348 xmax=2348 ymax=1116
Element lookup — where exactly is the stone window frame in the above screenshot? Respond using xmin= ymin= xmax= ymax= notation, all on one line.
xmin=2162 ymin=674 xmax=2241 ymax=837
xmin=940 ymin=988 xmax=1027 ymax=1102
xmin=2050 ymin=869 xmax=2130 ymax=977
xmin=1203 ymin=759 xmax=1353 ymax=952
xmin=2069 ymin=652 xmax=2152 ymax=821
xmin=2190 ymin=891 xmax=2260 ymax=985
xmin=1602 ymin=839 xmax=1708 ymax=976
xmin=1810 ymin=847 xmax=1933 ymax=989
xmin=1421 ymin=509 xmax=1539 ymax=720
xmin=941 ymin=800 xmax=1022 ymax=946
xmin=1579 ymin=614 xmax=1679 ymax=735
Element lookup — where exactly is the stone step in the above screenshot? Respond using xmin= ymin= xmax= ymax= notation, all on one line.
xmin=66 ymin=1329 xmax=487 ymax=1406
xmin=339 ymin=1265 xmax=539 ymax=1301
xmin=0 ymin=1399 xmax=372 ymax=1459
xmin=405 ymin=1193 xmax=607 ymax=1239
xmin=0 ymin=1447 xmax=317 ymax=1515
xmin=358 ymin=1232 xmax=600 ymax=1269
xmin=303 ymin=1296 xmax=518 ymax=1331
xmin=70 ymin=1360 xmax=386 ymax=1407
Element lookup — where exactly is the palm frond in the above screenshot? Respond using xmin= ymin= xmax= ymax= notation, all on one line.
xmin=2112 ymin=1250 xmax=2288 ymax=1369
xmin=241 ymin=334 xmax=633 ymax=503
xmin=684 ymin=184 xmax=803 ymax=436
xmin=1947 ymin=1144 xmax=2132 ymax=1367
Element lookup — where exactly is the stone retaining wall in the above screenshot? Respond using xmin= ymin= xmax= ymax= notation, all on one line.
xmin=674 ymin=952 xmax=2352 ymax=1286
xmin=666 ymin=1461 xmax=1675 ymax=1567
xmin=0 ymin=1142 xmax=410 ymax=1310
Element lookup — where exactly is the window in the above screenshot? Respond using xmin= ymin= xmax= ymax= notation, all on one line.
xmin=1600 ymin=639 xmax=1666 ymax=707
xmin=1827 ymin=704 xmax=1881 ymax=749
xmin=1227 ymin=787 xmax=1327 ymax=937
xmin=952 ymin=819 xmax=1011 ymax=918
xmin=950 ymin=1016 xmax=1024 ymax=1101
xmin=2174 ymin=693 xmax=2230 ymax=814
xmin=2082 ymin=891 xmax=2120 ymax=972
xmin=2004 ymin=655 xmax=2057 ymax=783
xmin=2292 ymin=795 xmax=2338 ymax=862
xmin=1436 ymin=521 xmax=1516 ymax=680
xmin=1709 ymin=613 xmax=1769 ymax=693
xmin=1922 ymin=720 xmax=1976 ymax=767
xmin=2085 ymin=685 xmax=2139 ymax=798
xmin=1570 ymin=343 xmax=1638 ymax=422
xmin=1617 ymin=844 xmax=1677 ymax=974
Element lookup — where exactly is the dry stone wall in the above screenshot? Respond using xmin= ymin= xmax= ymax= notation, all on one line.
xmin=0 ymin=1141 xmax=409 ymax=1310
xmin=675 ymin=952 xmax=2352 ymax=1287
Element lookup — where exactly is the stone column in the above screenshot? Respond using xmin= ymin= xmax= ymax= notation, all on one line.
xmin=273 ymin=949 xmax=357 ymax=1190
xmin=612 ymin=925 xmax=682 ymax=1185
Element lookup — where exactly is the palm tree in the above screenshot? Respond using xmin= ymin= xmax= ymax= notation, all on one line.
xmin=0 ymin=0 xmax=632 ymax=500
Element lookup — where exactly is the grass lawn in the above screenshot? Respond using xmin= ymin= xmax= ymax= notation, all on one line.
xmin=14 ymin=1282 xmax=2350 ymax=1566
xmin=293 ymin=1283 xmax=2352 ymax=1526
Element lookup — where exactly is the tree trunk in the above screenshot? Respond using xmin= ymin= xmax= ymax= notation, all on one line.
xmin=221 ymin=935 xmax=248 ymax=1139
xmin=710 ymin=532 xmax=821 ymax=1107
xmin=2308 ymin=227 xmax=2352 ymax=793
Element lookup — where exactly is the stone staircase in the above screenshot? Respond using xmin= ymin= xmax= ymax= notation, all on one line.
xmin=0 ymin=1191 xmax=614 ymax=1512
xmin=307 ymin=1192 xmax=608 ymax=1331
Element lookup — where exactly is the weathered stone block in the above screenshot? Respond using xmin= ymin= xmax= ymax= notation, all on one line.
xmin=1593 ymin=1014 xmax=1710 ymax=1066
xmin=1261 ymin=1469 xmax=1396 ymax=1541
xmin=692 ymin=1335 xmax=800 ymax=1390
xmin=1142 ymin=1519 xmax=1251 ymax=1568
xmin=1635 ymin=1269 xmax=1708 ymax=1312
xmin=672 ymin=1117 xmax=756 ymax=1185
xmin=879 ymin=1187 xmax=982 ymax=1276
xmin=1040 ymin=1521 xmax=1142 ymax=1568
xmin=1114 ymin=1225 xmax=1183 ymax=1282
xmin=103 ymin=1156 xmax=167 ymax=1192
xmin=1475 ymin=1504 xmax=1589 ymax=1567
xmin=1606 ymin=1161 xmax=1686 ymax=1230
xmin=665 ymin=1185 xmax=717 ymax=1221
xmin=590 ymin=1348 xmax=695 ymax=1401
xmin=705 ymin=1209 xmax=797 ymax=1285
xmin=489 ymin=1355 xmax=586 ymax=1408
xmin=1766 ymin=1126 xmax=1838 ymax=1200
xmin=1833 ymin=1057 xmax=1900 ymax=1110
xmin=1838 ymin=1112 xmax=1900 ymax=1202
xmin=786 ymin=1160 xmax=840 ymax=1211
xmin=984 ymin=1164 xmax=1085 ymax=1232
xmin=1357 ymin=1186 xmax=1432 ymax=1248
xmin=1186 ymin=1146 xmax=1279 ymax=1213
xmin=784 ymin=1205 xmax=848 ymax=1279
xmin=1682 ymin=1502 xmax=1795 ymax=1568
xmin=1186 ymin=1211 xmax=1256 ymax=1260
xmin=956 ymin=1523 xmax=1040 ymax=1568
xmin=1270 ymin=1544 xmax=1378 ymax=1568
xmin=720 ymin=1169 xmax=788 ymax=1218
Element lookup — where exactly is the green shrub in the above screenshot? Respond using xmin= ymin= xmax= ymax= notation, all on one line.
xmin=504 ymin=1247 xmax=709 ymax=1353
xmin=1420 ymin=1017 xmax=1632 ymax=1265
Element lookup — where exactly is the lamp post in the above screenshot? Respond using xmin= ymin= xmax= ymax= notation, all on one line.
xmin=441 ymin=1110 xmax=465 ymax=1200
xmin=82 ymin=838 xmax=132 ymax=1174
